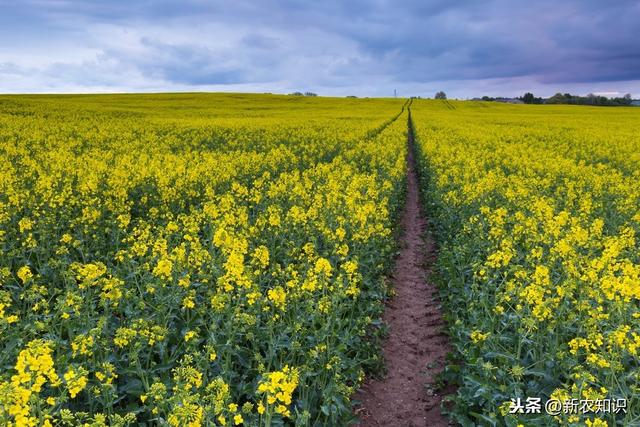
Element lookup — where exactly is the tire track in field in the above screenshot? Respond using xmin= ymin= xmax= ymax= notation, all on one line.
xmin=365 ymin=98 xmax=412 ymax=140
xmin=353 ymin=109 xmax=452 ymax=427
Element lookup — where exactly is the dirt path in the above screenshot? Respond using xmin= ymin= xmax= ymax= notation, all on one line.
xmin=353 ymin=112 xmax=451 ymax=427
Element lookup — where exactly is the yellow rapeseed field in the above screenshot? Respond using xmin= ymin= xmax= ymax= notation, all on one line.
xmin=412 ymin=100 xmax=640 ymax=426
xmin=0 ymin=94 xmax=408 ymax=426
xmin=2 ymin=93 xmax=638 ymax=426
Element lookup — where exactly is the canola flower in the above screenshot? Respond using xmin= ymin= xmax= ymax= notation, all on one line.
xmin=0 ymin=93 xmax=408 ymax=425
xmin=0 ymin=339 xmax=60 ymax=426
xmin=257 ymin=366 xmax=300 ymax=421
xmin=64 ymin=366 xmax=88 ymax=398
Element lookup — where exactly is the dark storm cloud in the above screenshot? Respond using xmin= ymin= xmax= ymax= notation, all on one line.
xmin=0 ymin=0 xmax=639 ymax=95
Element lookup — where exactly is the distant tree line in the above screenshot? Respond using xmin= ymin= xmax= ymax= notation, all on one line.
xmin=289 ymin=92 xmax=318 ymax=97
xmin=545 ymin=92 xmax=633 ymax=106
xmin=520 ymin=92 xmax=544 ymax=104
xmin=476 ymin=92 xmax=636 ymax=106
xmin=480 ymin=94 xmax=543 ymax=104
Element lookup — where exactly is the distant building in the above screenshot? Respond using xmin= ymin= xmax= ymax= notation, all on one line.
xmin=631 ymin=100 xmax=640 ymax=106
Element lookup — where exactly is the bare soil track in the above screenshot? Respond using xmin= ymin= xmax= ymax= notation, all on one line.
xmin=353 ymin=112 xmax=452 ymax=427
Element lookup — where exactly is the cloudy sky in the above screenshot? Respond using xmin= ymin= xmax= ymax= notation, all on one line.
xmin=1 ymin=0 xmax=639 ymax=98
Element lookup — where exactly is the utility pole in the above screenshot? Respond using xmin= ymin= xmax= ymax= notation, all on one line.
xmin=394 ymin=89 xmax=397 ymax=98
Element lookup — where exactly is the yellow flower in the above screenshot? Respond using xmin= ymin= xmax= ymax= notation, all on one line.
xmin=17 ymin=265 xmax=33 ymax=283
xmin=100 ymin=277 xmax=124 ymax=306
xmin=153 ymin=258 xmax=173 ymax=279
xmin=267 ymin=286 xmax=287 ymax=310
xmin=12 ymin=339 xmax=60 ymax=390
xmin=74 ymin=262 xmax=107 ymax=284
xmin=114 ymin=327 xmax=137 ymax=347
xmin=18 ymin=217 xmax=33 ymax=232
xmin=182 ymin=291 xmax=196 ymax=309
xmin=64 ymin=366 xmax=88 ymax=398
xmin=314 ymin=258 xmax=332 ymax=276
xmin=257 ymin=365 xmax=299 ymax=418
xmin=470 ymin=330 xmax=490 ymax=344
xmin=585 ymin=419 xmax=608 ymax=427
xmin=71 ymin=334 xmax=95 ymax=357
xmin=252 ymin=245 xmax=270 ymax=268
xmin=95 ymin=363 xmax=117 ymax=385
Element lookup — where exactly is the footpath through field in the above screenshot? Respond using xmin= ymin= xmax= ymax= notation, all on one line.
xmin=353 ymin=108 xmax=452 ymax=426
